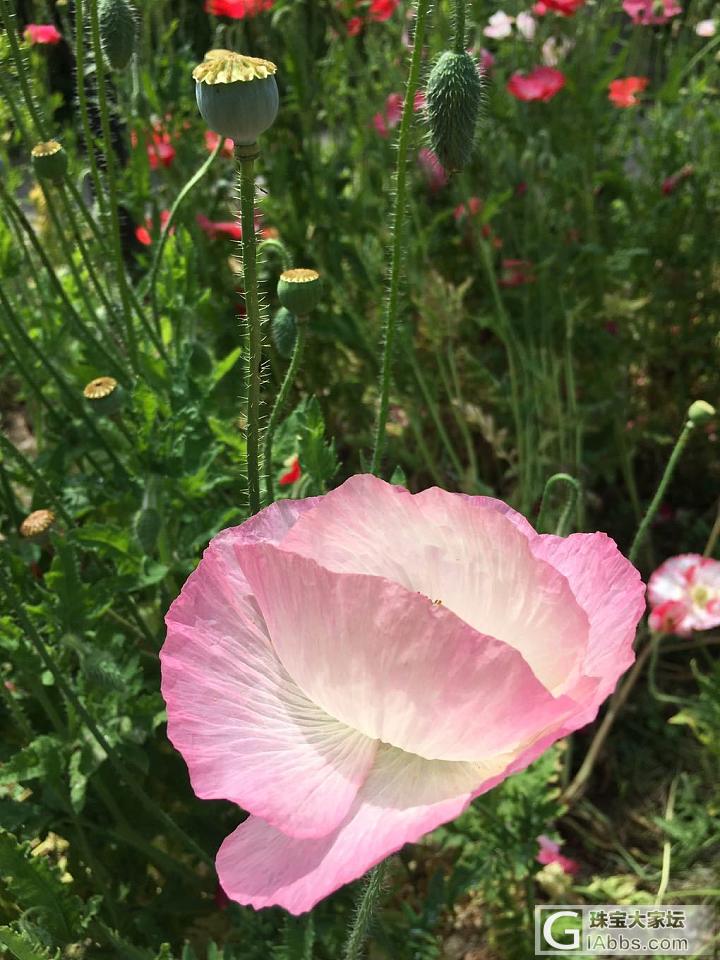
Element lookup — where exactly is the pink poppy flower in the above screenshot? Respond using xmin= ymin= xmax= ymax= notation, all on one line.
xmin=454 ymin=196 xmax=483 ymax=222
xmin=608 ymin=76 xmax=648 ymax=108
xmin=369 ymin=0 xmax=399 ymax=21
xmin=507 ymin=67 xmax=565 ymax=102
xmin=537 ymin=835 xmax=581 ymax=875
xmin=417 ymin=147 xmax=448 ymax=191
xmin=373 ymin=91 xmax=424 ymax=138
xmin=484 ymin=11 xmax=514 ymax=39
xmin=24 ymin=23 xmax=62 ymax=44
xmin=205 ymin=130 xmax=234 ymax=158
xmin=534 ymin=0 xmax=584 ymax=14
xmin=622 ymin=0 xmax=681 ymax=25
xmin=499 ymin=258 xmax=536 ymax=287
xmin=205 ymin=0 xmax=273 ymax=17
xmin=647 ymin=554 xmax=720 ymax=636
xmin=161 ymin=474 xmax=644 ymax=914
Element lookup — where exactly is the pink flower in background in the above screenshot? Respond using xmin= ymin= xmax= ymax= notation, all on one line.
xmin=479 ymin=48 xmax=496 ymax=74
xmin=196 ymin=213 xmax=242 ymax=240
xmin=347 ymin=15 xmax=363 ymax=35
xmin=499 ymin=258 xmax=536 ymax=287
xmin=648 ymin=554 xmax=720 ymax=635
xmin=373 ymin=90 xmax=424 ymax=138
xmin=417 ymin=147 xmax=448 ymax=191
xmin=516 ymin=11 xmax=537 ymax=38
xmin=161 ymin=474 xmax=644 ymax=913
xmin=24 ymin=23 xmax=62 ymax=44
xmin=205 ymin=0 xmax=272 ymax=17
xmin=696 ymin=19 xmax=716 ymax=37
xmin=537 ymin=835 xmax=581 ymax=875
xmin=622 ymin=0 xmax=681 ymax=25
xmin=484 ymin=11 xmax=514 ymax=39
xmin=608 ymin=76 xmax=648 ymax=108
xmin=205 ymin=130 xmax=234 ymax=157
xmin=534 ymin=0 xmax=584 ymax=14
xmin=454 ymin=196 xmax=483 ymax=222
xmin=508 ymin=66 xmax=566 ymax=102
xmin=661 ymin=163 xmax=694 ymax=194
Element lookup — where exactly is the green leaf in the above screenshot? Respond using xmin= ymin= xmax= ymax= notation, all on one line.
xmin=0 ymin=927 xmax=56 ymax=960
xmin=209 ymin=346 xmax=243 ymax=389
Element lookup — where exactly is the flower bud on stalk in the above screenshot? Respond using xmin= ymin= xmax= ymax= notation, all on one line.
xmin=276 ymin=268 xmax=322 ymax=317
xmin=98 ymin=0 xmax=137 ymax=69
xmin=193 ymin=50 xmax=279 ymax=145
xmin=271 ymin=307 xmax=297 ymax=360
xmin=425 ymin=50 xmax=483 ymax=172
xmin=83 ymin=376 xmax=125 ymax=416
xmin=31 ymin=141 xmax=67 ymax=183
xmin=688 ymin=400 xmax=716 ymax=426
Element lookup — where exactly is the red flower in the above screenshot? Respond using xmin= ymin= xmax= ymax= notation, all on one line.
xmin=205 ymin=130 xmax=234 ymax=158
xmin=661 ymin=163 xmax=694 ymax=195
xmin=373 ymin=90 xmax=424 ymax=138
xmin=279 ymin=454 xmax=302 ymax=486
xmin=622 ymin=0 xmax=681 ymax=25
xmin=608 ymin=76 xmax=648 ymax=108
xmin=135 ymin=209 xmax=172 ymax=247
xmin=533 ymin=0 xmax=584 ymax=15
xmin=24 ymin=23 xmax=62 ymax=44
xmin=507 ymin=66 xmax=565 ymax=102
xmin=196 ymin=213 xmax=242 ymax=241
xmin=347 ymin=15 xmax=364 ymax=35
xmin=499 ymin=258 xmax=536 ymax=287
xmin=133 ymin=123 xmax=176 ymax=169
xmin=537 ymin=836 xmax=581 ymax=876
xmin=453 ymin=196 xmax=483 ymax=222
xmin=369 ymin=0 xmax=399 ymax=21
xmin=205 ymin=0 xmax=272 ymax=17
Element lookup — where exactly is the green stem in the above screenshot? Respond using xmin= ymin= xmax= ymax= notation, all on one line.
xmin=628 ymin=417 xmax=695 ymax=566
xmin=452 ymin=0 xmax=467 ymax=53
xmin=343 ymin=860 xmax=389 ymax=960
xmin=0 ymin=432 xmax=73 ymax=525
xmin=263 ymin=322 xmax=307 ymax=506
xmin=0 ymin=0 xmax=48 ymax=138
xmin=87 ymin=0 xmax=138 ymax=367
xmin=408 ymin=343 xmax=465 ymax=480
xmin=144 ymin=136 xmax=224 ymax=323
xmin=648 ymin=633 xmax=686 ymax=706
xmin=238 ymin=146 xmax=263 ymax=516
xmin=536 ymin=473 xmax=582 ymax=536
xmin=74 ymin=0 xmax=109 ymax=220
xmin=370 ymin=0 xmax=431 ymax=476
xmin=655 ymin=777 xmax=678 ymax=906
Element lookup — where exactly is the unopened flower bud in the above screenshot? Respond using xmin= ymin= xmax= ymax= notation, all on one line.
xmin=83 ymin=376 xmax=125 ymax=416
xmin=98 ymin=0 xmax=137 ymax=69
xmin=277 ymin=268 xmax=321 ymax=316
xmin=134 ymin=507 xmax=161 ymax=553
xmin=425 ymin=50 xmax=483 ymax=172
xmin=193 ymin=50 xmax=278 ymax=146
xmin=688 ymin=400 xmax=716 ymax=426
xmin=271 ymin=307 xmax=297 ymax=359
xmin=31 ymin=141 xmax=67 ymax=183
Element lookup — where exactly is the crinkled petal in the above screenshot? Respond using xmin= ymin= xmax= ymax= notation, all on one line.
xmin=216 ymin=742 xmax=514 ymax=914
xmin=235 ymin=540 xmax=581 ymax=762
xmin=529 ymin=532 xmax=645 ymax=720
xmin=647 ymin=554 xmax=702 ymax=607
xmin=278 ymin=475 xmax=589 ymax=695
xmin=162 ymin=513 xmax=377 ymax=839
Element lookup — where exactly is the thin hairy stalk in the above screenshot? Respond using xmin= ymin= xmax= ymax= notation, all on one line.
xmin=343 ymin=860 xmax=389 ymax=960
xmin=0 ymin=182 xmax=128 ymax=378
xmin=74 ymin=0 xmax=109 ymax=219
xmin=647 ymin=633 xmax=685 ymax=706
xmin=263 ymin=322 xmax=306 ymax=506
xmin=145 ymin=136 xmax=224 ymax=323
xmin=536 ymin=472 xmax=582 ymax=536
xmin=453 ymin=0 xmax=467 ymax=53
xmin=370 ymin=0 xmax=431 ymax=476
xmin=703 ymin=500 xmax=720 ymax=558
xmin=258 ymin=236 xmax=292 ymax=271
xmin=628 ymin=416 xmax=695 ymax=566
xmin=655 ymin=777 xmax=678 ymax=905
xmin=1 ymin=579 xmax=213 ymax=870
xmin=238 ymin=146 xmax=263 ymax=515
xmin=0 ymin=0 xmax=48 ymax=138
xmin=87 ymin=0 xmax=137 ymax=365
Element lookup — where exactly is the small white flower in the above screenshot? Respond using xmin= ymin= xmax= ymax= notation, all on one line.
xmin=516 ymin=11 xmax=537 ymax=39
xmin=696 ymin=19 xmax=716 ymax=37
xmin=484 ymin=10 xmax=514 ymax=39
xmin=542 ymin=36 xmax=572 ymax=66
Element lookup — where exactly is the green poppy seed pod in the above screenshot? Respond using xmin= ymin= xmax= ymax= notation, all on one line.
xmin=98 ymin=0 xmax=137 ymax=70
xmin=425 ymin=50 xmax=483 ymax=173
xmin=83 ymin=376 xmax=125 ymax=416
xmin=277 ymin=268 xmax=322 ymax=316
xmin=271 ymin=306 xmax=297 ymax=359
xmin=134 ymin=507 xmax=161 ymax=553
xmin=193 ymin=50 xmax=279 ymax=146
xmin=688 ymin=400 xmax=716 ymax=426
xmin=31 ymin=141 xmax=67 ymax=183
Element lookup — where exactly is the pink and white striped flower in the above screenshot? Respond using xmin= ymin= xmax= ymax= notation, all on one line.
xmin=648 ymin=554 xmax=720 ymax=635
xmin=161 ymin=475 xmax=644 ymax=914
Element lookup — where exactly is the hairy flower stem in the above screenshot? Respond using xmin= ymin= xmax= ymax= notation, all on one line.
xmin=0 ymin=0 xmax=47 ymax=138
xmin=453 ymin=0 xmax=467 ymax=53
xmin=628 ymin=416 xmax=695 ymax=566
xmin=238 ymin=146 xmax=263 ymax=516
xmin=263 ymin=322 xmax=307 ymax=506
xmin=87 ymin=0 xmax=138 ymax=368
xmin=370 ymin=0 xmax=431 ymax=476
xmin=74 ymin=0 xmax=109 ymax=220
xmin=536 ymin=472 xmax=582 ymax=536
xmin=343 ymin=860 xmax=389 ymax=960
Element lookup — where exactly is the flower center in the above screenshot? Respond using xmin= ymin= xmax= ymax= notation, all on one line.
xmin=690 ymin=585 xmax=711 ymax=609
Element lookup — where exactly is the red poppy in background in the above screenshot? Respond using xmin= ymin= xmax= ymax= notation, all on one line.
xmin=417 ymin=148 xmax=448 ymax=192
xmin=279 ymin=454 xmax=302 ymax=487
xmin=608 ymin=76 xmax=648 ymax=108
xmin=454 ymin=196 xmax=483 ymax=222
xmin=499 ymin=259 xmax=536 ymax=287
xmin=136 ymin=210 xmax=172 ymax=247
xmin=533 ymin=0 xmax=584 ymax=14
xmin=622 ymin=0 xmax=681 ymax=25
xmin=133 ymin=123 xmax=176 ymax=169
xmin=24 ymin=23 xmax=62 ymax=44
xmin=369 ymin=0 xmax=399 ymax=21
xmin=662 ymin=164 xmax=694 ymax=195
xmin=205 ymin=130 xmax=234 ymax=157
xmin=507 ymin=67 xmax=565 ymax=102
xmin=347 ymin=15 xmax=363 ymax=35
xmin=196 ymin=213 xmax=242 ymax=241
xmin=205 ymin=0 xmax=272 ymax=17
